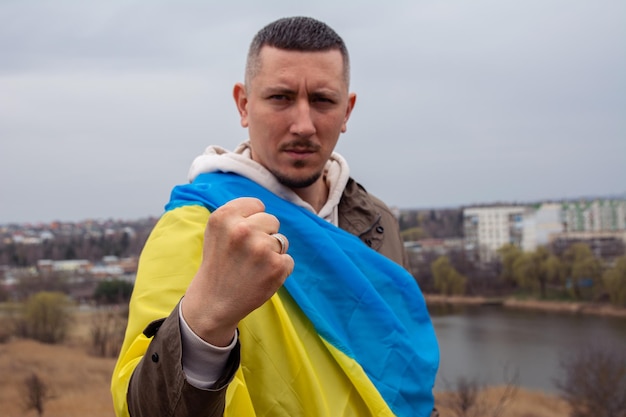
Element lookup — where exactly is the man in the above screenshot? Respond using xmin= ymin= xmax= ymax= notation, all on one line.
xmin=112 ymin=16 xmax=439 ymax=417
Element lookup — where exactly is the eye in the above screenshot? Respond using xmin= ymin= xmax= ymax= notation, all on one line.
xmin=268 ymin=94 xmax=290 ymax=102
xmin=312 ymin=96 xmax=332 ymax=103
xmin=311 ymin=94 xmax=336 ymax=105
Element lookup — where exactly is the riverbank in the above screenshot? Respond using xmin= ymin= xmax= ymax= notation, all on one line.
xmin=424 ymin=294 xmax=626 ymax=318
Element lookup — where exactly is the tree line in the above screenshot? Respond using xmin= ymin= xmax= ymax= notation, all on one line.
xmin=427 ymin=243 xmax=626 ymax=307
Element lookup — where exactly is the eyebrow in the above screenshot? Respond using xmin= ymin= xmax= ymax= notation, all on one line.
xmin=262 ymin=86 xmax=341 ymax=100
xmin=262 ymin=87 xmax=297 ymax=96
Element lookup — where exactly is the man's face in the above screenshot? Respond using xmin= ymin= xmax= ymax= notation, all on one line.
xmin=234 ymin=46 xmax=356 ymax=189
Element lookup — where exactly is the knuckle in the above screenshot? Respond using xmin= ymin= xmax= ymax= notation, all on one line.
xmin=209 ymin=204 xmax=232 ymax=226
xmin=230 ymin=221 xmax=253 ymax=242
xmin=238 ymin=197 xmax=265 ymax=212
xmin=251 ymin=198 xmax=266 ymax=211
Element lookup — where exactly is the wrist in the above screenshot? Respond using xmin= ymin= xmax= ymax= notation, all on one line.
xmin=180 ymin=296 xmax=238 ymax=347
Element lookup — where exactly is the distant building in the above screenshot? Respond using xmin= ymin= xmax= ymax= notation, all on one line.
xmin=464 ymin=206 xmax=532 ymax=262
xmin=549 ymin=230 xmax=626 ymax=260
xmin=37 ymin=259 xmax=92 ymax=274
xmin=404 ymin=238 xmax=464 ymax=257
xmin=463 ymin=198 xmax=626 ymax=262
xmin=562 ymin=199 xmax=626 ymax=232
xmin=522 ymin=203 xmax=564 ymax=251
xmin=90 ymin=264 xmax=125 ymax=278
xmin=550 ymin=199 xmax=626 ymax=260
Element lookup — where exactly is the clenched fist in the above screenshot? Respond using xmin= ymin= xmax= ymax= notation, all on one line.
xmin=182 ymin=197 xmax=294 ymax=346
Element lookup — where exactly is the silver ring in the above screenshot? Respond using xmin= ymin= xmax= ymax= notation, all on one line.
xmin=271 ymin=233 xmax=288 ymax=255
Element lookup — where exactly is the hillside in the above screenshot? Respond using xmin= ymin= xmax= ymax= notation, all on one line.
xmin=0 ymin=338 xmax=570 ymax=417
xmin=0 ymin=339 xmax=117 ymax=417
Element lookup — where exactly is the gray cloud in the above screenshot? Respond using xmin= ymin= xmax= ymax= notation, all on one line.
xmin=1 ymin=0 xmax=624 ymax=223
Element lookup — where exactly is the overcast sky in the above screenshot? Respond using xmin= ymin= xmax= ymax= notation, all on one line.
xmin=1 ymin=1 xmax=624 ymax=224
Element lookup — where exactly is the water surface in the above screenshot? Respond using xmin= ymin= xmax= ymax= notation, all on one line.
xmin=430 ymin=305 xmax=626 ymax=392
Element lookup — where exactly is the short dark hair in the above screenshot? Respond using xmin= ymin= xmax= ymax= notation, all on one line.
xmin=245 ymin=16 xmax=350 ymax=86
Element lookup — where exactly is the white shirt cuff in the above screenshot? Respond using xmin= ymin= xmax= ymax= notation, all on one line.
xmin=178 ymin=301 xmax=238 ymax=389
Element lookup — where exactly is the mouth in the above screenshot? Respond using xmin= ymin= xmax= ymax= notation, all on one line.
xmin=281 ymin=142 xmax=320 ymax=160
xmin=283 ymin=150 xmax=315 ymax=162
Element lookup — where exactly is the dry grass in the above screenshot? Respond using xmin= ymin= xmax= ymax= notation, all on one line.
xmin=0 ymin=309 xmax=118 ymax=417
xmin=424 ymin=294 xmax=626 ymax=318
xmin=503 ymin=298 xmax=626 ymax=318
xmin=435 ymin=385 xmax=570 ymax=417
xmin=0 ymin=339 xmax=117 ymax=417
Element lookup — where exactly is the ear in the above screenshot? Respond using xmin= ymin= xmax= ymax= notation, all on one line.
xmin=340 ymin=93 xmax=357 ymax=133
xmin=233 ymin=83 xmax=249 ymax=128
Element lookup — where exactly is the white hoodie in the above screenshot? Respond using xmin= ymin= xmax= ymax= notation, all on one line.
xmin=187 ymin=141 xmax=351 ymax=225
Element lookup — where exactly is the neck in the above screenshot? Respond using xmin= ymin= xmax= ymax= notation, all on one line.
xmin=291 ymin=178 xmax=329 ymax=213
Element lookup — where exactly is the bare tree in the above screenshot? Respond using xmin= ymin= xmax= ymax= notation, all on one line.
xmin=89 ymin=308 xmax=127 ymax=357
xmin=438 ymin=367 xmax=518 ymax=417
xmin=21 ymin=372 xmax=54 ymax=417
xmin=444 ymin=376 xmax=481 ymax=417
xmin=0 ymin=315 xmax=12 ymax=343
xmin=555 ymin=344 xmax=626 ymax=417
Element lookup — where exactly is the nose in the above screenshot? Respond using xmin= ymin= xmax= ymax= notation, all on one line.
xmin=289 ymin=100 xmax=316 ymax=137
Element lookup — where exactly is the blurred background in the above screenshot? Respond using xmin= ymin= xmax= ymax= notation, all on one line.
xmin=1 ymin=0 xmax=624 ymax=223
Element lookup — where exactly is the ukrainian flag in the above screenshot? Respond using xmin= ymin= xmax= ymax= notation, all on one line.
xmin=112 ymin=172 xmax=439 ymax=417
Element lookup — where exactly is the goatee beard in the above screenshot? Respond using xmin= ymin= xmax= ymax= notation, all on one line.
xmin=272 ymin=169 xmax=323 ymax=189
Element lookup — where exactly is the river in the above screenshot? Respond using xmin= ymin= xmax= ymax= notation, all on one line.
xmin=430 ymin=304 xmax=626 ymax=392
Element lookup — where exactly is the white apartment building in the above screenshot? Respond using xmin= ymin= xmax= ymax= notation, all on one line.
xmin=463 ymin=206 xmax=530 ymax=262
xmin=464 ymin=199 xmax=626 ymax=262
xmin=523 ymin=203 xmax=564 ymax=251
